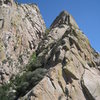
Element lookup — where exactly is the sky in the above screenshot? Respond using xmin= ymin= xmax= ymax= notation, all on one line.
xmin=18 ymin=0 xmax=100 ymax=52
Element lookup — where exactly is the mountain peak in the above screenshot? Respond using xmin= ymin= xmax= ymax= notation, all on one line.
xmin=59 ymin=10 xmax=69 ymax=15
xmin=50 ymin=10 xmax=79 ymax=29
xmin=60 ymin=10 xmax=69 ymax=16
xmin=21 ymin=8 xmax=100 ymax=100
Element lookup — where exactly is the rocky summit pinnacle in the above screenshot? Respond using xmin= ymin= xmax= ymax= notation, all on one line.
xmin=50 ymin=10 xmax=79 ymax=29
xmin=0 ymin=1 xmax=100 ymax=100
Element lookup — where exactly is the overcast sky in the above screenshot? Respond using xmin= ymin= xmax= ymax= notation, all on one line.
xmin=18 ymin=0 xmax=100 ymax=52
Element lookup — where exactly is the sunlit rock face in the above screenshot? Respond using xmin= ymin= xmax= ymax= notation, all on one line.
xmin=0 ymin=0 xmax=46 ymax=84
xmin=0 ymin=0 xmax=100 ymax=100
xmin=21 ymin=11 xmax=100 ymax=100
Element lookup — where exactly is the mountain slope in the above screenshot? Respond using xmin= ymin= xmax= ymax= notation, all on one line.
xmin=21 ymin=11 xmax=100 ymax=100
xmin=0 ymin=1 xmax=100 ymax=100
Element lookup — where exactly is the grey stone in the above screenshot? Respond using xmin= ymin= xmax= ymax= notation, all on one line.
xmin=0 ymin=0 xmax=46 ymax=84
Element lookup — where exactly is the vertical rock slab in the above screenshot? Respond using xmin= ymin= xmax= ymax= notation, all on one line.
xmin=0 ymin=0 xmax=46 ymax=84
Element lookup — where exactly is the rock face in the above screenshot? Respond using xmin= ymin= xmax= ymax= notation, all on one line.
xmin=0 ymin=1 xmax=100 ymax=100
xmin=0 ymin=0 xmax=46 ymax=84
xmin=21 ymin=11 xmax=100 ymax=100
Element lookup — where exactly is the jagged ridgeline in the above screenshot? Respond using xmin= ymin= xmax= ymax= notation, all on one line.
xmin=0 ymin=0 xmax=100 ymax=100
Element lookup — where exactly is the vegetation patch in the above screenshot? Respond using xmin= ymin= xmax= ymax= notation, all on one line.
xmin=0 ymin=52 xmax=47 ymax=100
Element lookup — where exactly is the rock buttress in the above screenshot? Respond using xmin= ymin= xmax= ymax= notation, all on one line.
xmin=20 ymin=11 xmax=100 ymax=100
xmin=0 ymin=0 xmax=46 ymax=84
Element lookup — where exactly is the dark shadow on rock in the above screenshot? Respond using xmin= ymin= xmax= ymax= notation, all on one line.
xmin=81 ymin=81 xmax=95 ymax=100
xmin=58 ymin=94 xmax=64 ymax=100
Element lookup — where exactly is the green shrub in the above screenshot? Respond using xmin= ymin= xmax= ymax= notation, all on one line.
xmin=26 ymin=52 xmax=42 ymax=71
xmin=0 ymin=52 xmax=48 ymax=99
xmin=45 ymin=28 xmax=50 ymax=35
xmin=0 ymin=83 xmax=14 ymax=100
xmin=16 ymin=82 xmax=29 ymax=97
